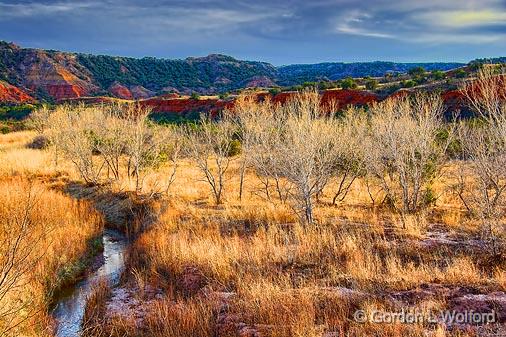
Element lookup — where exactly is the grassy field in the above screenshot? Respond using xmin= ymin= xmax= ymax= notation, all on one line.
xmin=0 ymin=80 xmax=505 ymax=337
xmin=0 ymin=132 xmax=103 ymax=336
xmin=96 ymin=159 xmax=503 ymax=337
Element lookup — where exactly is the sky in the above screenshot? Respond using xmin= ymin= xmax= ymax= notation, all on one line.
xmin=0 ymin=0 xmax=505 ymax=65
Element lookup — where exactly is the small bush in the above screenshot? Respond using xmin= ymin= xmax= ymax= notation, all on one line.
xmin=268 ymin=87 xmax=281 ymax=95
xmin=227 ymin=139 xmax=242 ymax=157
xmin=365 ymin=79 xmax=378 ymax=91
xmin=26 ymin=135 xmax=50 ymax=149
xmin=341 ymin=77 xmax=357 ymax=89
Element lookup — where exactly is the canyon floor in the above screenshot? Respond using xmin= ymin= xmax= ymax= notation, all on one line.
xmin=0 ymin=129 xmax=504 ymax=337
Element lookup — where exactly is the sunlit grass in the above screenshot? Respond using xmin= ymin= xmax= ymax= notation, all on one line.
xmin=0 ymin=176 xmax=103 ymax=336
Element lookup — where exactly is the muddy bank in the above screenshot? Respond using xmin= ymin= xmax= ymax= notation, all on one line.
xmin=49 ymin=181 xmax=163 ymax=336
xmin=52 ymin=229 xmax=127 ymax=337
xmin=63 ymin=182 xmax=161 ymax=236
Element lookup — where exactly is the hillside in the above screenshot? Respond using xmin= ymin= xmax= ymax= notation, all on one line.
xmin=277 ymin=61 xmax=464 ymax=85
xmin=0 ymin=42 xmax=278 ymax=101
xmin=0 ymin=41 xmax=471 ymax=102
xmin=75 ymin=53 xmax=277 ymax=95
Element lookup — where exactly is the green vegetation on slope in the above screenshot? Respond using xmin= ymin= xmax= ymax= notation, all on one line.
xmin=76 ymin=53 xmax=277 ymax=93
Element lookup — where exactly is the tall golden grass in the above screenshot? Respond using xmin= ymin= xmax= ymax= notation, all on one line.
xmin=114 ymin=160 xmax=503 ymax=337
xmin=0 ymin=176 xmax=103 ymax=336
xmin=1 ymin=85 xmax=505 ymax=337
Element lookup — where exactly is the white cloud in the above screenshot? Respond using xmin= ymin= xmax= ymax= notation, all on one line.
xmin=0 ymin=1 xmax=95 ymax=18
xmin=332 ymin=2 xmax=506 ymax=44
xmin=335 ymin=11 xmax=393 ymax=38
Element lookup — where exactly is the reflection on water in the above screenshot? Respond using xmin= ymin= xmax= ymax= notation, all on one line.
xmin=52 ymin=229 xmax=127 ymax=337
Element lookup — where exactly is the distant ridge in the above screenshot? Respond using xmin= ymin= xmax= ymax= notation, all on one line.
xmin=277 ymin=61 xmax=464 ymax=85
xmin=0 ymin=41 xmax=475 ymax=102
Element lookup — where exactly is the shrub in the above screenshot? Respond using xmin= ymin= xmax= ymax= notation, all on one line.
xmin=26 ymin=135 xmax=49 ymax=149
xmin=340 ymin=77 xmax=357 ymax=89
xmin=431 ymin=70 xmax=446 ymax=80
xmin=455 ymin=69 xmax=467 ymax=78
xmin=365 ymin=78 xmax=378 ymax=91
xmin=408 ymin=66 xmax=425 ymax=77
xmin=401 ymin=79 xmax=416 ymax=88
xmin=227 ymin=139 xmax=242 ymax=157
xmin=268 ymin=87 xmax=281 ymax=95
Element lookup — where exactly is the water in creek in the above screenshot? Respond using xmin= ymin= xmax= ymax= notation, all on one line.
xmin=52 ymin=229 xmax=127 ymax=337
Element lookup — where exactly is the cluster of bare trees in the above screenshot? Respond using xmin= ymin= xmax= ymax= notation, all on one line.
xmin=233 ymin=91 xmax=345 ymax=223
xmin=223 ymin=74 xmax=503 ymax=239
xmin=30 ymin=67 xmax=506 ymax=243
xmin=364 ymin=93 xmax=453 ymax=221
xmin=456 ymin=66 xmax=506 ymax=252
xmin=32 ymin=103 xmax=181 ymax=194
xmin=224 ymin=90 xmax=453 ymax=224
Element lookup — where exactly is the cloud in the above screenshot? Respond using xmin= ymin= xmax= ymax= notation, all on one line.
xmin=330 ymin=2 xmax=506 ymax=44
xmin=0 ymin=1 xmax=95 ymax=17
xmin=0 ymin=0 xmax=505 ymax=63
xmin=335 ymin=11 xmax=394 ymax=38
xmin=440 ymin=10 xmax=506 ymax=27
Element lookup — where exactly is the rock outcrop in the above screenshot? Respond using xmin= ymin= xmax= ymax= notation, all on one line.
xmin=141 ymin=96 xmax=233 ymax=117
xmin=0 ymin=81 xmax=35 ymax=103
xmin=0 ymin=41 xmax=467 ymax=104
xmin=108 ymin=82 xmax=133 ymax=100
xmin=44 ymin=84 xmax=86 ymax=100
xmin=129 ymin=85 xmax=155 ymax=99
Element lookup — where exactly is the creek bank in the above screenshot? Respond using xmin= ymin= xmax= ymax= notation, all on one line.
xmin=52 ymin=229 xmax=127 ymax=337
xmin=50 ymin=181 xmax=162 ymax=336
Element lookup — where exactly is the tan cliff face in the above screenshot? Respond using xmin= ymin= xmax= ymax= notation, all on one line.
xmin=19 ymin=50 xmax=98 ymax=100
xmin=0 ymin=41 xmax=483 ymax=107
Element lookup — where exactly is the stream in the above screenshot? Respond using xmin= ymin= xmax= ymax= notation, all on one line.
xmin=51 ymin=229 xmax=127 ymax=337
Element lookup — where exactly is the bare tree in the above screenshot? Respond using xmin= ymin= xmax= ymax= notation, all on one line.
xmin=122 ymin=104 xmax=170 ymax=193
xmin=364 ymin=93 xmax=452 ymax=221
xmin=162 ymin=126 xmax=183 ymax=196
xmin=184 ymin=116 xmax=237 ymax=205
xmin=228 ymin=95 xmax=295 ymax=203
xmin=90 ymin=104 xmax=130 ymax=181
xmin=45 ymin=104 xmax=105 ymax=184
xmin=248 ymin=90 xmax=339 ymax=223
xmin=457 ymin=66 xmax=506 ymax=253
xmin=0 ymin=184 xmax=50 ymax=337
xmin=462 ymin=65 xmax=506 ymax=122
xmin=458 ymin=123 xmax=506 ymax=253
xmin=329 ymin=108 xmax=367 ymax=205
xmin=223 ymin=95 xmax=261 ymax=200
xmin=28 ymin=104 xmax=52 ymax=135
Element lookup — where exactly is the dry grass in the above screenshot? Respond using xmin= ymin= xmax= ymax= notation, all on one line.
xmin=0 ymin=176 xmax=103 ymax=336
xmin=1 ymin=127 xmax=504 ymax=337
xmin=0 ymin=130 xmax=76 ymax=179
xmin=115 ymin=159 xmax=504 ymax=337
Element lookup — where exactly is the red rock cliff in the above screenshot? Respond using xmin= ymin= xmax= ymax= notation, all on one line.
xmin=0 ymin=81 xmax=35 ymax=104
xmin=109 ymin=83 xmax=133 ymax=100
